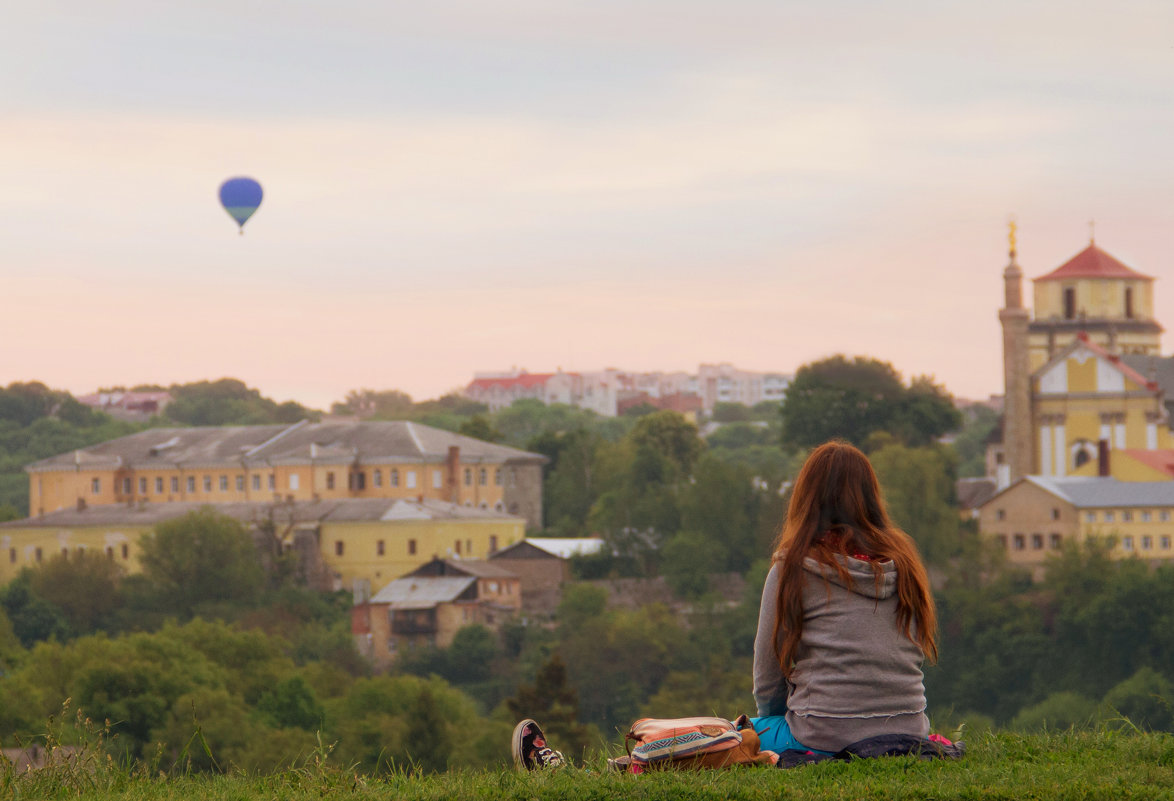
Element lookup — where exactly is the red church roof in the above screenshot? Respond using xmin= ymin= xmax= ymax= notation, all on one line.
xmin=1035 ymin=244 xmax=1151 ymax=282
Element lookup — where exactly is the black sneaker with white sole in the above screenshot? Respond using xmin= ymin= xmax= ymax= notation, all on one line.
xmin=511 ymin=718 xmax=566 ymax=771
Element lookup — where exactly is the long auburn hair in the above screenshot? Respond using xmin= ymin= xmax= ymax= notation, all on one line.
xmin=771 ymin=440 xmax=937 ymax=676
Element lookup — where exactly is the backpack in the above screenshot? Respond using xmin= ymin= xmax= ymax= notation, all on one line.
xmin=622 ymin=714 xmax=779 ymax=771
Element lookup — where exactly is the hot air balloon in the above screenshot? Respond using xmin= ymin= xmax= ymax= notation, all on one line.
xmin=218 ymin=177 xmax=263 ymax=233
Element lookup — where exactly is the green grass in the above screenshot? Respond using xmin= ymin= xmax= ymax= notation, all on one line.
xmin=5 ymin=729 xmax=1174 ymax=801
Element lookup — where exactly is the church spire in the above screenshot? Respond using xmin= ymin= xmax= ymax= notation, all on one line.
xmin=999 ymin=218 xmax=1033 ymax=486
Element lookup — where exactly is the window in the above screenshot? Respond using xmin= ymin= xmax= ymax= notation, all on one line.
xmin=219 ymin=475 xmax=228 ymax=491
xmin=406 ymin=471 xmax=417 ymax=489
xmin=495 ymin=501 xmax=504 ymax=512
xmin=1013 ymin=534 xmax=1025 ymax=551
xmin=123 ymin=477 xmax=132 ymax=494
xmin=997 ymin=535 xmax=1008 ymax=549
xmin=1051 ymin=508 xmax=1060 ymax=521
xmin=377 ymin=540 xmax=385 ymax=556
xmin=996 ymin=509 xmax=1005 ymax=521
xmin=268 ymin=473 xmax=276 ymax=490
xmin=479 ymin=501 xmax=488 ymax=510
xmin=495 ymin=468 xmax=502 ymax=486
xmin=187 ymin=476 xmax=196 ymax=492
xmin=335 ymin=540 xmax=344 ymax=556
xmin=171 ymin=477 xmax=179 ymax=493
xmin=1142 ymin=535 xmax=1153 ymax=550
xmin=139 ymin=477 xmax=148 ymax=494
xmin=121 ymin=544 xmax=129 ymax=559
xmin=454 ymin=540 xmax=462 ymax=555
xmin=35 ymin=547 xmax=43 ymax=562
xmin=1126 ymin=287 xmax=1134 ymax=319
xmin=479 ymin=468 xmax=488 ymax=486
xmin=8 ymin=548 xmax=14 ymax=564
xmin=204 ymin=475 xmax=212 ymax=492
xmin=105 ymin=546 xmax=114 ymax=559
xmin=1085 ymin=512 xmax=1096 ymax=523
xmin=1063 ymin=286 xmax=1076 ymax=319
xmin=1142 ymin=511 xmax=1152 ymax=522
xmin=1162 ymin=536 xmax=1172 ymax=550
xmin=353 ymin=471 xmax=366 ymax=490
xmin=252 ymin=474 xmax=261 ymax=491
xmin=490 ymin=535 xmax=498 ymax=553
xmin=466 ymin=539 xmax=472 ymax=555
xmin=391 ymin=469 xmax=400 ymax=487
xmin=1104 ymin=511 xmax=1115 ymax=522
xmin=326 ymin=472 xmax=335 ymax=490
xmin=464 ymin=468 xmax=472 ymax=486
xmin=91 ymin=477 xmax=101 ymax=494
xmin=236 ymin=476 xmax=245 ymax=491
xmin=1122 ymin=536 xmax=1134 ymax=551
xmin=156 ymin=477 xmax=164 ymax=494
xmin=1031 ymin=534 xmax=1044 ymax=550
xmin=374 ymin=469 xmax=382 ymax=487
xmin=1163 ymin=511 xmax=1171 ymax=522
xmin=1050 ymin=533 xmax=1062 ymax=549
xmin=408 ymin=539 xmax=417 ymax=555
xmin=433 ymin=470 xmax=442 ymax=489
xmin=290 ymin=474 xmax=300 ymax=490
xmin=1122 ymin=511 xmax=1133 ymax=522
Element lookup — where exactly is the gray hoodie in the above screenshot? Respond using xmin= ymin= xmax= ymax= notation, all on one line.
xmin=752 ymin=556 xmax=929 ymax=751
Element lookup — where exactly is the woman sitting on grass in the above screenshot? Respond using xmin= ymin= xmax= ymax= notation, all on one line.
xmin=512 ymin=439 xmax=939 ymax=769
xmin=750 ymin=439 xmax=938 ymax=756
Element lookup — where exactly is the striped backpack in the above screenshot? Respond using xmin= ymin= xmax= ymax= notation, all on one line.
xmin=622 ymin=715 xmax=779 ymax=771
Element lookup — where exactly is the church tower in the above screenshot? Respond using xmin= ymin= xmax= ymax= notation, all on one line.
xmin=999 ymin=222 xmax=1033 ymax=485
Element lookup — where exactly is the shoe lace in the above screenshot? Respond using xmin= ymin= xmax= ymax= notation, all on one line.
xmin=533 ymin=747 xmax=564 ymax=767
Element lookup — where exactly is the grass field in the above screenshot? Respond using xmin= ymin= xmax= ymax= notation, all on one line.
xmin=5 ymin=729 xmax=1174 ymax=801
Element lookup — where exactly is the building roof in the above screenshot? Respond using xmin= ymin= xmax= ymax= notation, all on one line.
xmin=956 ymin=477 xmax=998 ymax=511
xmin=368 ymin=576 xmax=476 ymax=608
xmin=1035 ymin=244 xmax=1152 ymax=282
xmin=467 ymin=373 xmax=557 ymax=391
xmin=512 ymin=537 xmax=605 ymax=559
xmin=1117 ymin=450 xmax=1174 ymax=479
xmin=998 ymin=476 xmax=1174 ymax=508
xmin=0 ymin=497 xmax=522 ymax=529
xmin=405 ymin=557 xmax=517 ymax=579
xmin=1121 ymin=354 xmax=1174 ymax=399
xmin=24 ymin=420 xmax=547 ymax=473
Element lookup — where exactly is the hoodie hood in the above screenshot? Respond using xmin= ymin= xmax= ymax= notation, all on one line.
xmin=801 ymin=553 xmax=897 ymax=601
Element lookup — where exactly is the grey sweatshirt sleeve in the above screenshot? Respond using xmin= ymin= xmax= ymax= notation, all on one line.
xmin=752 ymin=564 xmax=789 ymax=717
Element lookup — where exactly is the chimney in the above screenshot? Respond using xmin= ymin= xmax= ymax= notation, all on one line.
xmin=1097 ymin=439 xmax=1110 ymax=477
xmin=447 ymin=446 xmax=461 ymax=503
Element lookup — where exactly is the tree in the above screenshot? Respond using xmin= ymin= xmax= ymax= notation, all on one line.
xmin=505 ymin=654 xmax=591 ymax=762
xmin=457 ymin=415 xmax=504 ymax=443
xmin=0 ymin=572 xmax=70 ymax=646
xmin=0 ymin=382 xmax=59 ymax=426
xmin=870 ymin=443 xmax=960 ymax=565
xmin=331 ymin=388 xmax=415 ymax=418
xmin=950 ymin=404 xmax=1000 ymax=478
xmin=779 ymin=356 xmax=959 ymax=451
xmin=256 ymin=675 xmax=325 ymax=731
xmin=1102 ymin=667 xmax=1174 ymax=732
xmin=405 ymin=687 xmax=452 ymax=773
xmin=711 ymin=402 xmax=753 ymax=423
xmin=28 ymin=550 xmax=123 ymax=634
xmin=163 ymin=379 xmax=318 ymax=426
xmin=661 ymin=531 xmax=727 ymax=598
xmin=138 ymin=508 xmax=265 ymax=615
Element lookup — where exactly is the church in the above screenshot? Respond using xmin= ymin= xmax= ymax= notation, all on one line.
xmin=980 ymin=226 xmax=1174 ymax=568
xmin=992 ymin=226 xmax=1174 ymax=486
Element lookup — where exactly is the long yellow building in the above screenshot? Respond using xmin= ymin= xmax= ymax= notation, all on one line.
xmin=24 ymin=420 xmax=547 ymax=528
xmin=0 ymin=497 xmax=526 ymax=591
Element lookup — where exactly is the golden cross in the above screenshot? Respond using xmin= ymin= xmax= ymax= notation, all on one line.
xmin=1089 ymin=219 xmax=1096 ymax=245
xmin=1008 ymin=218 xmax=1017 ymax=255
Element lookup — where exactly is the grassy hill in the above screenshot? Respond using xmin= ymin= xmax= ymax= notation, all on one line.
xmin=6 ymin=729 xmax=1173 ymax=801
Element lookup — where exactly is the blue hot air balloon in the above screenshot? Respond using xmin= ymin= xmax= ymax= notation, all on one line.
xmin=218 ymin=177 xmax=263 ymax=233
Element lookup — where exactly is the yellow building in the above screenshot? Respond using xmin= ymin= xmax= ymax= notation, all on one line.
xmin=978 ymin=475 xmax=1174 ymax=569
xmin=0 ymin=497 xmax=526 ymax=591
xmin=1027 ymin=242 xmax=1162 ymax=371
xmin=994 ymin=233 xmax=1174 ymax=487
xmin=24 ymin=420 xmax=547 ymax=529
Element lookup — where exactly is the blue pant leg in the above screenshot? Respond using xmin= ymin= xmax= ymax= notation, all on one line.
xmin=749 ymin=716 xmax=834 ymax=755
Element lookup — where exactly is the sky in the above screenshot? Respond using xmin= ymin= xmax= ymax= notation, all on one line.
xmin=3 ymin=1 xmax=1172 ymax=410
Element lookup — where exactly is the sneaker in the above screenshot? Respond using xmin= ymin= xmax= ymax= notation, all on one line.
xmin=512 ymin=718 xmax=565 ymax=771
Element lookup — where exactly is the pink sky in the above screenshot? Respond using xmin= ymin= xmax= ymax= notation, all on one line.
xmin=3 ymin=2 xmax=1172 ymax=410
